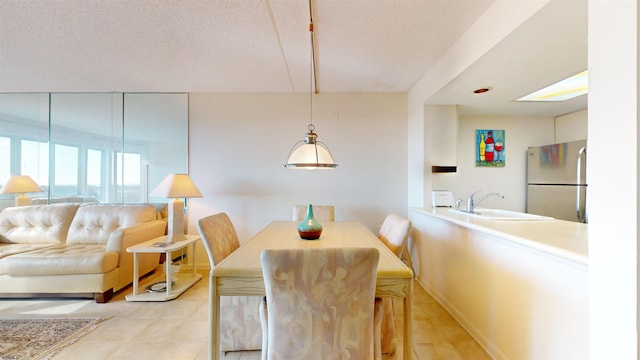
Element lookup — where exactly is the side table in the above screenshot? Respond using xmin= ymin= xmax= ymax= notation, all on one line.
xmin=125 ymin=234 xmax=202 ymax=301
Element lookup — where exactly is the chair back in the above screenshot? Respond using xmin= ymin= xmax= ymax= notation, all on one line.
xmin=196 ymin=213 xmax=240 ymax=267
xmin=198 ymin=213 xmax=264 ymax=352
xmin=378 ymin=213 xmax=411 ymax=257
xmin=260 ymin=247 xmax=379 ymax=360
xmin=292 ymin=204 xmax=335 ymax=221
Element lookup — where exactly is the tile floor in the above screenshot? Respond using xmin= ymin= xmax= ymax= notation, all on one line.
xmin=0 ymin=268 xmax=490 ymax=360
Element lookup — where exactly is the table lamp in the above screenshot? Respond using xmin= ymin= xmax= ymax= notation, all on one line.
xmin=151 ymin=173 xmax=203 ymax=244
xmin=0 ymin=175 xmax=44 ymax=206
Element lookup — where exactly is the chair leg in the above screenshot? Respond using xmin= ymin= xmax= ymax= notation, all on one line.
xmin=373 ymin=298 xmax=384 ymax=360
xmin=259 ymin=296 xmax=268 ymax=360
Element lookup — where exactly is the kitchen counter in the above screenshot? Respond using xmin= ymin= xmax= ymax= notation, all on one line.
xmin=409 ymin=207 xmax=589 ymax=359
xmin=412 ymin=207 xmax=588 ymax=265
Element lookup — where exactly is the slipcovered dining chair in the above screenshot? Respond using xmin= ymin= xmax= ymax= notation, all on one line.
xmin=197 ymin=213 xmax=263 ymax=353
xmin=377 ymin=213 xmax=413 ymax=355
xmin=259 ymin=247 xmax=383 ymax=360
xmin=378 ymin=213 xmax=413 ymax=270
xmin=292 ymin=204 xmax=335 ymax=221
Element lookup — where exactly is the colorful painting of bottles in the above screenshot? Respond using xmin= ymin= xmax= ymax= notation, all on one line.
xmin=476 ymin=129 xmax=505 ymax=167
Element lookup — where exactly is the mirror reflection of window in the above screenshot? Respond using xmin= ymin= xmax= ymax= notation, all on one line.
xmin=0 ymin=137 xmax=10 ymax=188
xmin=50 ymin=92 xmax=119 ymax=204
xmin=87 ymin=149 xmax=103 ymax=200
xmin=20 ymin=139 xmax=49 ymax=190
xmin=53 ymin=144 xmax=79 ymax=196
xmin=116 ymin=151 xmax=142 ymax=203
xmin=0 ymin=93 xmax=47 ymax=207
xmin=0 ymin=92 xmax=188 ymax=210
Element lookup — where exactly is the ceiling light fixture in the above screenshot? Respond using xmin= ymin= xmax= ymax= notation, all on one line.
xmin=284 ymin=0 xmax=337 ymax=170
xmin=517 ymin=70 xmax=588 ymax=102
xmin=473 ymin=87 xmax=492 ymax=94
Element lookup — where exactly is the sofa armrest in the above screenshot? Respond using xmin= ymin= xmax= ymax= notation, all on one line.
xmin=106 ymin=220 xmax=167 ymax=291
xmin=105 ymin=220 xmax=167 ymax=257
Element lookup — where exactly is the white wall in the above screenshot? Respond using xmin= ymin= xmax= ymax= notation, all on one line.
xmin=408 ymin=0 xmax=551 ymax=211
xmin=588 ymin=1 xmax=638 ymax=358
xmin=187 ymin=93 xmax=408 ymax=266
xmin=432 ymin=115 xmax=555 ymax=211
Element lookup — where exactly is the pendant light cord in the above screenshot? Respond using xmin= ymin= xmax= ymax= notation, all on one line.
xmin=308 ymin=0 xmax=317 ymax=130
xmin=283 ymin=0 xmax=337 ymax=168
xmin=309 ymin=0 xmax=317 ymax=94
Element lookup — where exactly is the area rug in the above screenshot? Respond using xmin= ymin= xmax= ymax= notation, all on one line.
xmin=0 ymin=316 xmax=109 ymax=360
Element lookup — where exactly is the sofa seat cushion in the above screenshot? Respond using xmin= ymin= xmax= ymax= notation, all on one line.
xmin=0 ymin=244 xmax=55 ymax=260
xmin=0 ymin=204 xmax=80 ymax=244
xmin=0 ymin=244 xmax=118 ymax=276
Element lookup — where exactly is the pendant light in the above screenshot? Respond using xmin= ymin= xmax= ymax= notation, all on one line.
xmin=284 ymin=3 xmax=337 ymax=170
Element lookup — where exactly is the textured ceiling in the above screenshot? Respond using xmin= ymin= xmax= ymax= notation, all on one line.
xmin=0 ymin=0 xmax=587 ymax=117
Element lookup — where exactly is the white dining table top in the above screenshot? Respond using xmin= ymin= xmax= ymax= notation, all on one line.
xmin=212 ymin=220 xmax=413 ymax=280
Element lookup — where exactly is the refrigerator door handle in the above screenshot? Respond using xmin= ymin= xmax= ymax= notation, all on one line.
xmin=576 ymin=146 xmax=587 ymax=222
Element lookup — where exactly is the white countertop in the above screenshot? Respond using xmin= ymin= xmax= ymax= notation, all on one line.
xmin=412 ymin=207 xmax=588 ymax=266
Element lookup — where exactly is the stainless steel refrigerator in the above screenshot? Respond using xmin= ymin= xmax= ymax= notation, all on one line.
xmin=526 ymin=139 xmax=587 ymax=223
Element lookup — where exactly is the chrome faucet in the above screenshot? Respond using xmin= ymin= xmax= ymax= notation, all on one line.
xmin=466 ymin=191 xmax=505 ymax=213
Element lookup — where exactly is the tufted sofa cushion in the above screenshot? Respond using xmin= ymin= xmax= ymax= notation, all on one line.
xmin=67 ymin=204 xmax=158 ymax=245
xmin=0 ymin=203 xmax=80 ymax=244
xmin=0 ymin=244 xmax=118 ymax=275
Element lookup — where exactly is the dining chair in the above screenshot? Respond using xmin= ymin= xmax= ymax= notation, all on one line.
xmin=377 ymin=213 xmax=413 ymax=355
xmin=292 ymin=204 xmax=335 ymax=221
xmin=378 ymin=213 xmax=413 ymax=270
xmin=259 ymin=247 xmax=383 ymax=360
xmin=197 ymin=213 xmax=263 ymax=353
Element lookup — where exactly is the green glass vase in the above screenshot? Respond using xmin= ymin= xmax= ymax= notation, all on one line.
xmin=297 ymin=204 xmax=323 ymax=240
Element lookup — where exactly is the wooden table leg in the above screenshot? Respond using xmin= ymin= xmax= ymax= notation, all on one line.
xmin=404 ymin=279 xmax=414 ymax=360
xmin=209 ymin=274 xmax=220 ymax=360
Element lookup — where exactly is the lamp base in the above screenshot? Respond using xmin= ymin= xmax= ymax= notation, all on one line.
xmin=15 ymin=194 xmax=31 ymax=207
xmin=165 ymin=233 xmax=186 ymax=244
xmin=167 ymin=198 xmax=185 ymax=244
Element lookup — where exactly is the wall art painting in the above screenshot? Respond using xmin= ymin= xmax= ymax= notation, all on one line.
xmin=476 ymin=129 xmax=505 ymax=167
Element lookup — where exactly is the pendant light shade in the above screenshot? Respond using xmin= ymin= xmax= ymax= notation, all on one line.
xmin=284 ymin=3 xmax=337 ymax=170
xmin=285 ymin=124 xmax=337 ymax=169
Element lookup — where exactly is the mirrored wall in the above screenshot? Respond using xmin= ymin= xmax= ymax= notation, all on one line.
xmin=0 ymin=93 xmax=188 ymax=210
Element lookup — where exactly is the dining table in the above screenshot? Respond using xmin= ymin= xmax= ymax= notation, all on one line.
xmin=209 ymin=220 xmax=414 ymax=360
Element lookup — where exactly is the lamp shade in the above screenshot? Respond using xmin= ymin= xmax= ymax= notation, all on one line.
xmin=0 ymin=175 xmax=43 ymax=194
xmin=151 ymin=174 xmax=203 ymax=199
xmin=286 ymin=142 xmax=336 ymax=169
xmin=285 ymin=127 xmax=337 ymax=169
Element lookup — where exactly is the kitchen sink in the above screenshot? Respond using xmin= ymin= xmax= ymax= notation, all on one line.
xmin=449 ymin=208 xmax=554 ymax=221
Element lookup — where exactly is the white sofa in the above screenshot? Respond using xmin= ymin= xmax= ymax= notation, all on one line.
xmin=0 ymin=203 xmax=167 ymax=302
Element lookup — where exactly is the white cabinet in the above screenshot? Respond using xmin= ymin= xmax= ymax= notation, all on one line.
xmin=555 ymin=108 xmax=587 ymax=143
